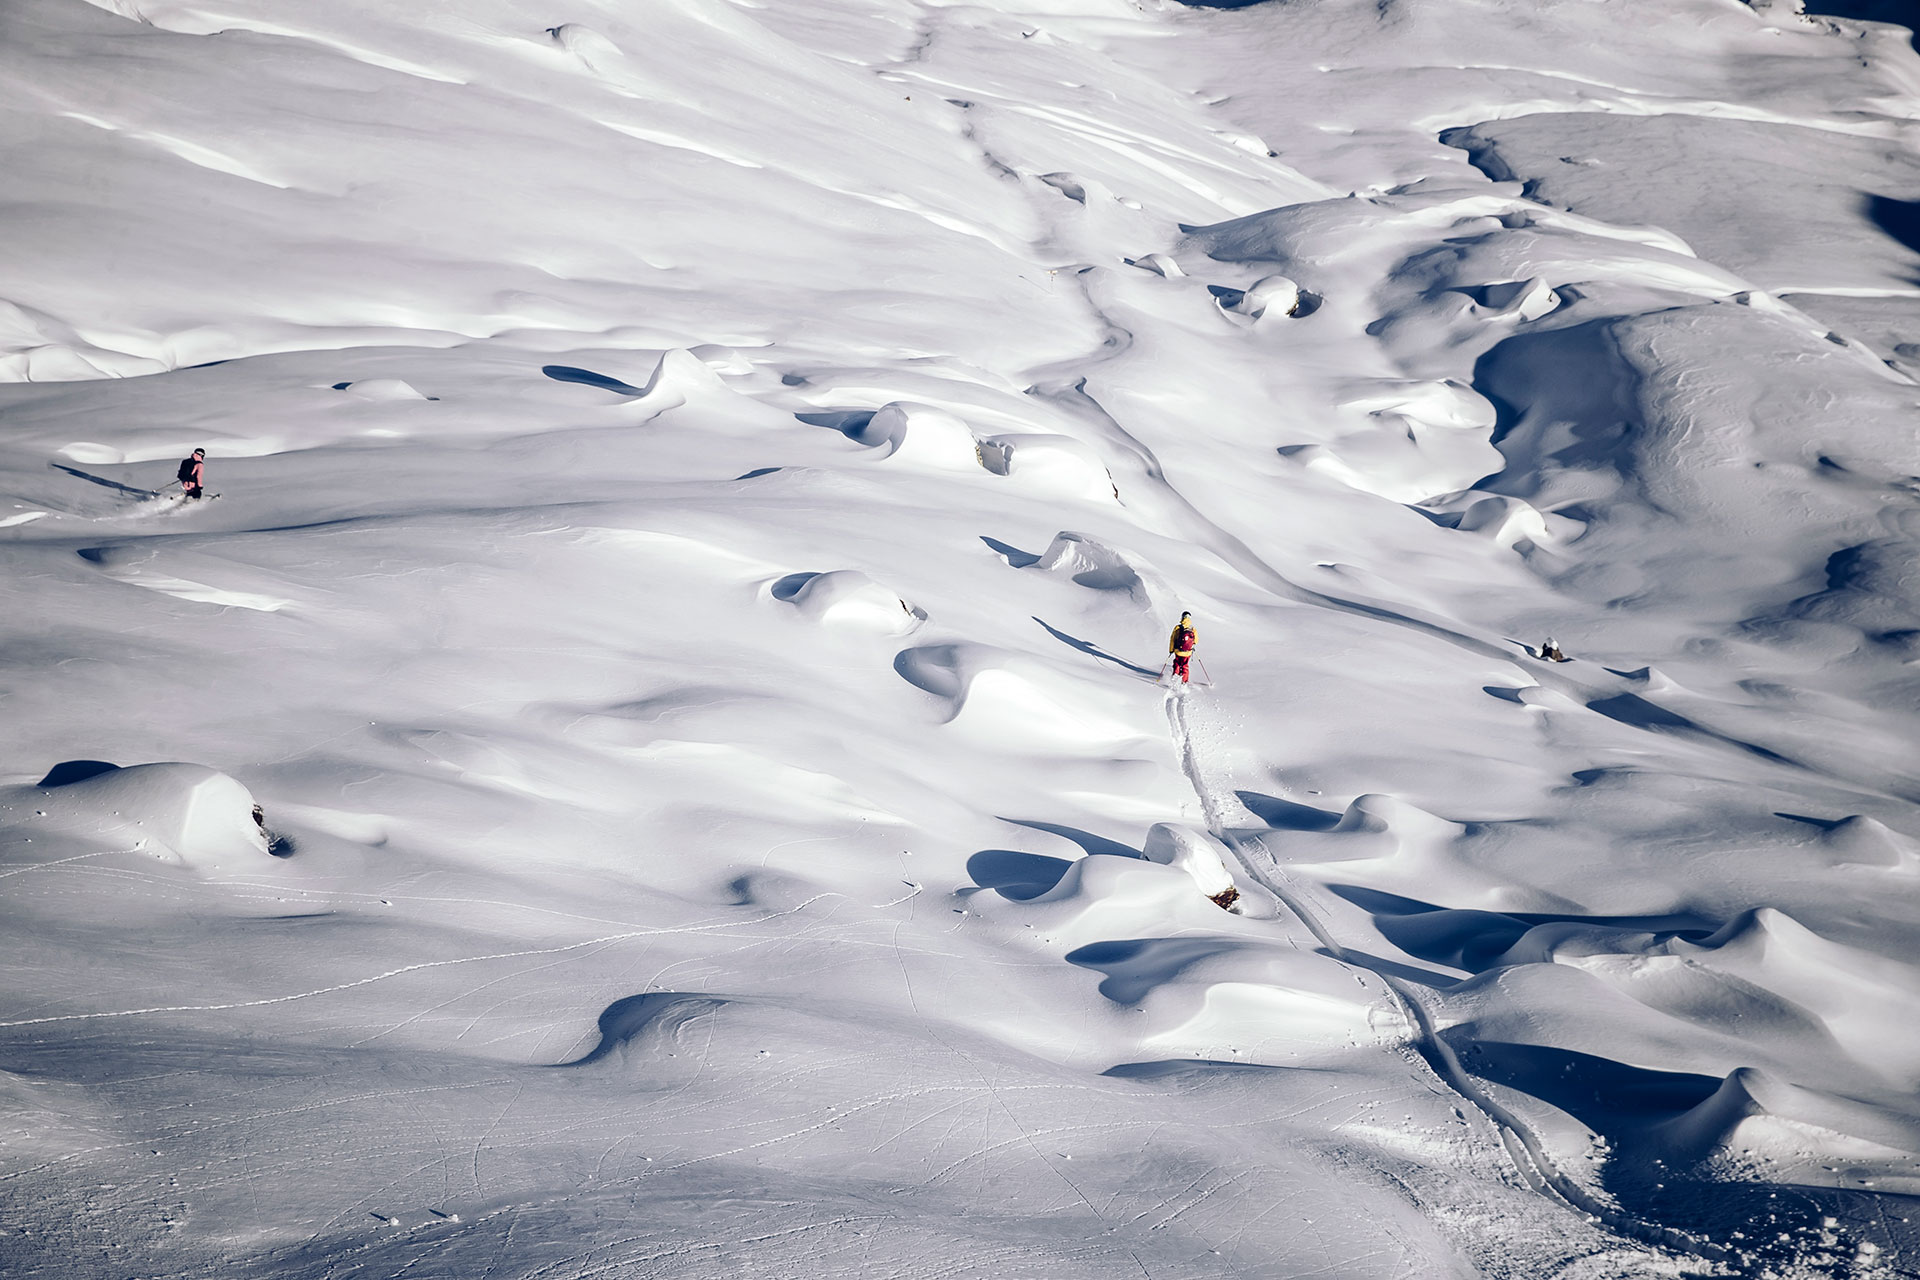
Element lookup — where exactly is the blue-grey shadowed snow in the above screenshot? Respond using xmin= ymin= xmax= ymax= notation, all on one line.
xmin=1102 ymin=1058 xmax=1283 ymax=1078
xmin=1207 ymin=282 xmax=1321 ymax=317
xmin=47 ymin=463 xmax=154 ymax=498
xmin=1585 ymin=692 xmax=1798 ymax=767
xmin=558 ymin=992 xmax=730 ymax=1067
xmin=735 ymin=467 xmax=782 ymax=480
xmin=540 ymin=365 xmax=643 ymax=395
xmin=1329 ymin=884 xmax=1719 ymax=974
xmin=1032 ymin=617 xmax=1161 ymax=678
xmin=769 ymin=571 xmax=818 ymax=600
xmin=1067 ymin=936 xmax=1244 ymax=1004
xmin=1454 ymin=1039 xmax=1723 ymax=1131
xmin=1329 ymin=946 xmax=1466 ymax=991
xmin=36 ymin=760 xmax=120 ymax=786
xmin=1001 ymin=818 xmax=1139 ymax=859
xmin=1235 ymin=790 xmax=1341 ymax=831
xmin=1328 ymin=885 xmax=1538 ymax=972
xmin=1775 ymin=811 xmax=1850 ymax=832
xmin=965 ymin=849 xmax=1071 ymax=900
xmin=980 ymin=535 xmax=1040 ymax=568
xmin=1437 ymin=126 xmax=1517 ymax=184
xmin=794 ymin=409 xmax=874 ymax=439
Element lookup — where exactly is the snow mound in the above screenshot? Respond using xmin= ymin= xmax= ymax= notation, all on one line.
xmin=1141 ymin=822 xmax=1236 ymax=899
xmin=1453 ymin=495 xmax=1556 ymax=549
xmin=1655 ymin=1068 xmax=1920 ymax=1195
xmin=1031 ymin=531 xmax=1148 ymax=601
xmin=1125 ymin=252 xmax=1183 ymax=278
xmin=637 ymin=347 xmax=726 ymax=406
xmin=563 ymin=992 xmax=728 ymax=1068
xmin=78 ymin=544 xmax=297 ymax=612
xmin=1816 ymin=815 xmax=1920 ymax=872
xmin=339 ymin=378 xmax=428 ymax=402
xmin=853 ymin=402 xmax=981 ymax=471
xmin=775 ymin=569 xmax=925 ymax=634
xmin=1338 ymin=379 xmax=1495 ymax=432
xmin=1 ymin=343 xmax=163 ymax=382
xmin=546 ymin=24 xmax=623 ymax=73
xmin=1334 ymin=792 xmax=1456 ymax=838
xmin=58 ymin=441 xmax=131 ymax=465
xmin=1279 ymin=377 xmax=1502 ymax=505
xmin=893 ymin=643 xmax=1150 ymax=751
xmin=1135 ymin=963 xmax=1403 ymax=1069
xmin=1216 ymin=273 xmax=1301 ymax=320
xmin=978 ymin=435 xmax=1119 ymax=501
xmin=1470 ymin=276 xmax=1560 ymax=322
xmin=617 ymin=348 xmax=791 ymax=431
xmin=0 ymin=299 xmax=167 ymax=381
xmin=1 ymin=762 xmax=269 ymax=869
xmin=1296 ymin=795 xmax=1581 ymax=911
xmin=1667 ymin=908 xmax=1920 ymax=1074
xmin=1009 ymin=857 xmax=1402 ymax=1067
xmin=1469 ymin=906 xmax=1920 ymax=1190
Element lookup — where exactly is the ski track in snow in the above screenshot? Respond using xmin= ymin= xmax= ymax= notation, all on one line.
xmin=1168 ymin=687 xmax=1734 ymax=1268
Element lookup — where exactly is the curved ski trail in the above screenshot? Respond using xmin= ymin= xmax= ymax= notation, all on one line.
xmin=1163 ymin=687 xmax=1731 ymax=1269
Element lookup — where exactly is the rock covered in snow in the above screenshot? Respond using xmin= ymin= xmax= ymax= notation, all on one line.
xmin=1142 ymin=822 xmax=1236 ymax=900
xmin=1 ymin=762 xmax=270 ymax=868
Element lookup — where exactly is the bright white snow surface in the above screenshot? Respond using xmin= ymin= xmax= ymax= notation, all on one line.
xmin=2 ymin=0 xmax=1919 ymax=1275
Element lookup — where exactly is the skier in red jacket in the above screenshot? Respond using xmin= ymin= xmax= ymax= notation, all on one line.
xmin=1168 ymin=611 xmax=1197 ymax=683
xmin=176 ymin=448 xmax=206 ymax=500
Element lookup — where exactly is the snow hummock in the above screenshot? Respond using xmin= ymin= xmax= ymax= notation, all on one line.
xmin=2 ymin=762 xmax=269 ymax=869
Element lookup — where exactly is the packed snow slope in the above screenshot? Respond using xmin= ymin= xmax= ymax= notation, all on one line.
xmin=2 ymin=0 xmax=1919 ymax=1276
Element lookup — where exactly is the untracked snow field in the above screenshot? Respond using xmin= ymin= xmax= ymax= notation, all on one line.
xmin=3 ymin=0 xmax=1920 ymax=1276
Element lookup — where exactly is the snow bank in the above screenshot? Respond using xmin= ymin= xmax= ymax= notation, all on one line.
xmin=774 ymin=568 xmax=925 ymax=634
xmin=1141 ymin=821 xmax=1237 ymax=899
xmin=1 ymin=762 xmax=269 ymax=869
xmin=853 ymin=401 xmax=982 ymax=470
xmin=977 ymin=434 xmax=1119 ymax=501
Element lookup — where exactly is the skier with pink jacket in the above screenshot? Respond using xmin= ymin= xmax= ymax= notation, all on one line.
xmin=1167 ymin=611 xmax=1197 ymax=683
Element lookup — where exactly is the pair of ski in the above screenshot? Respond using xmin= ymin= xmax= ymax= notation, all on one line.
xmin=1158 ymin=657 xmax=1212 ymax=688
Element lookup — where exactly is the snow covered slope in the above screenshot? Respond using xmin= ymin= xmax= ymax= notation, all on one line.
xmin=2 ymin=0 xmax=1919 ymax=1276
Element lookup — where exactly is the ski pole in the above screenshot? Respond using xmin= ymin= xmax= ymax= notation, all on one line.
xmin=1195 ymin=656 xmax=1212 ymax=686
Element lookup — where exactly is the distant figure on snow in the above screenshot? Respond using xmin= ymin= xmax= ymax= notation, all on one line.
xmin=1168 ymin=610 xmax=1197 ymax=683
xmin=177 ymin=448 xmax=206 ymax=500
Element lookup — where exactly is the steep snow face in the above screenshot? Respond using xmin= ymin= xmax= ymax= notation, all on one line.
xmin=3 ymin=0 xmax=1920 ymax=1276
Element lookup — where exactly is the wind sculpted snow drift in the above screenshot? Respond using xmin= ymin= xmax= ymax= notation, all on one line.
xmin=2 ymin=0 xmax=1919 ymax=1276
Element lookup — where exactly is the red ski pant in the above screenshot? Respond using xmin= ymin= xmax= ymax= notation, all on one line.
xmin=1172 ymin=654 xmax=1190 ymax=682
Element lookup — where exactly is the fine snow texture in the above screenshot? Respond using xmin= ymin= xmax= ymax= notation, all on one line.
xmin=3 ymin=0 xmax=1920 ymax=1277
